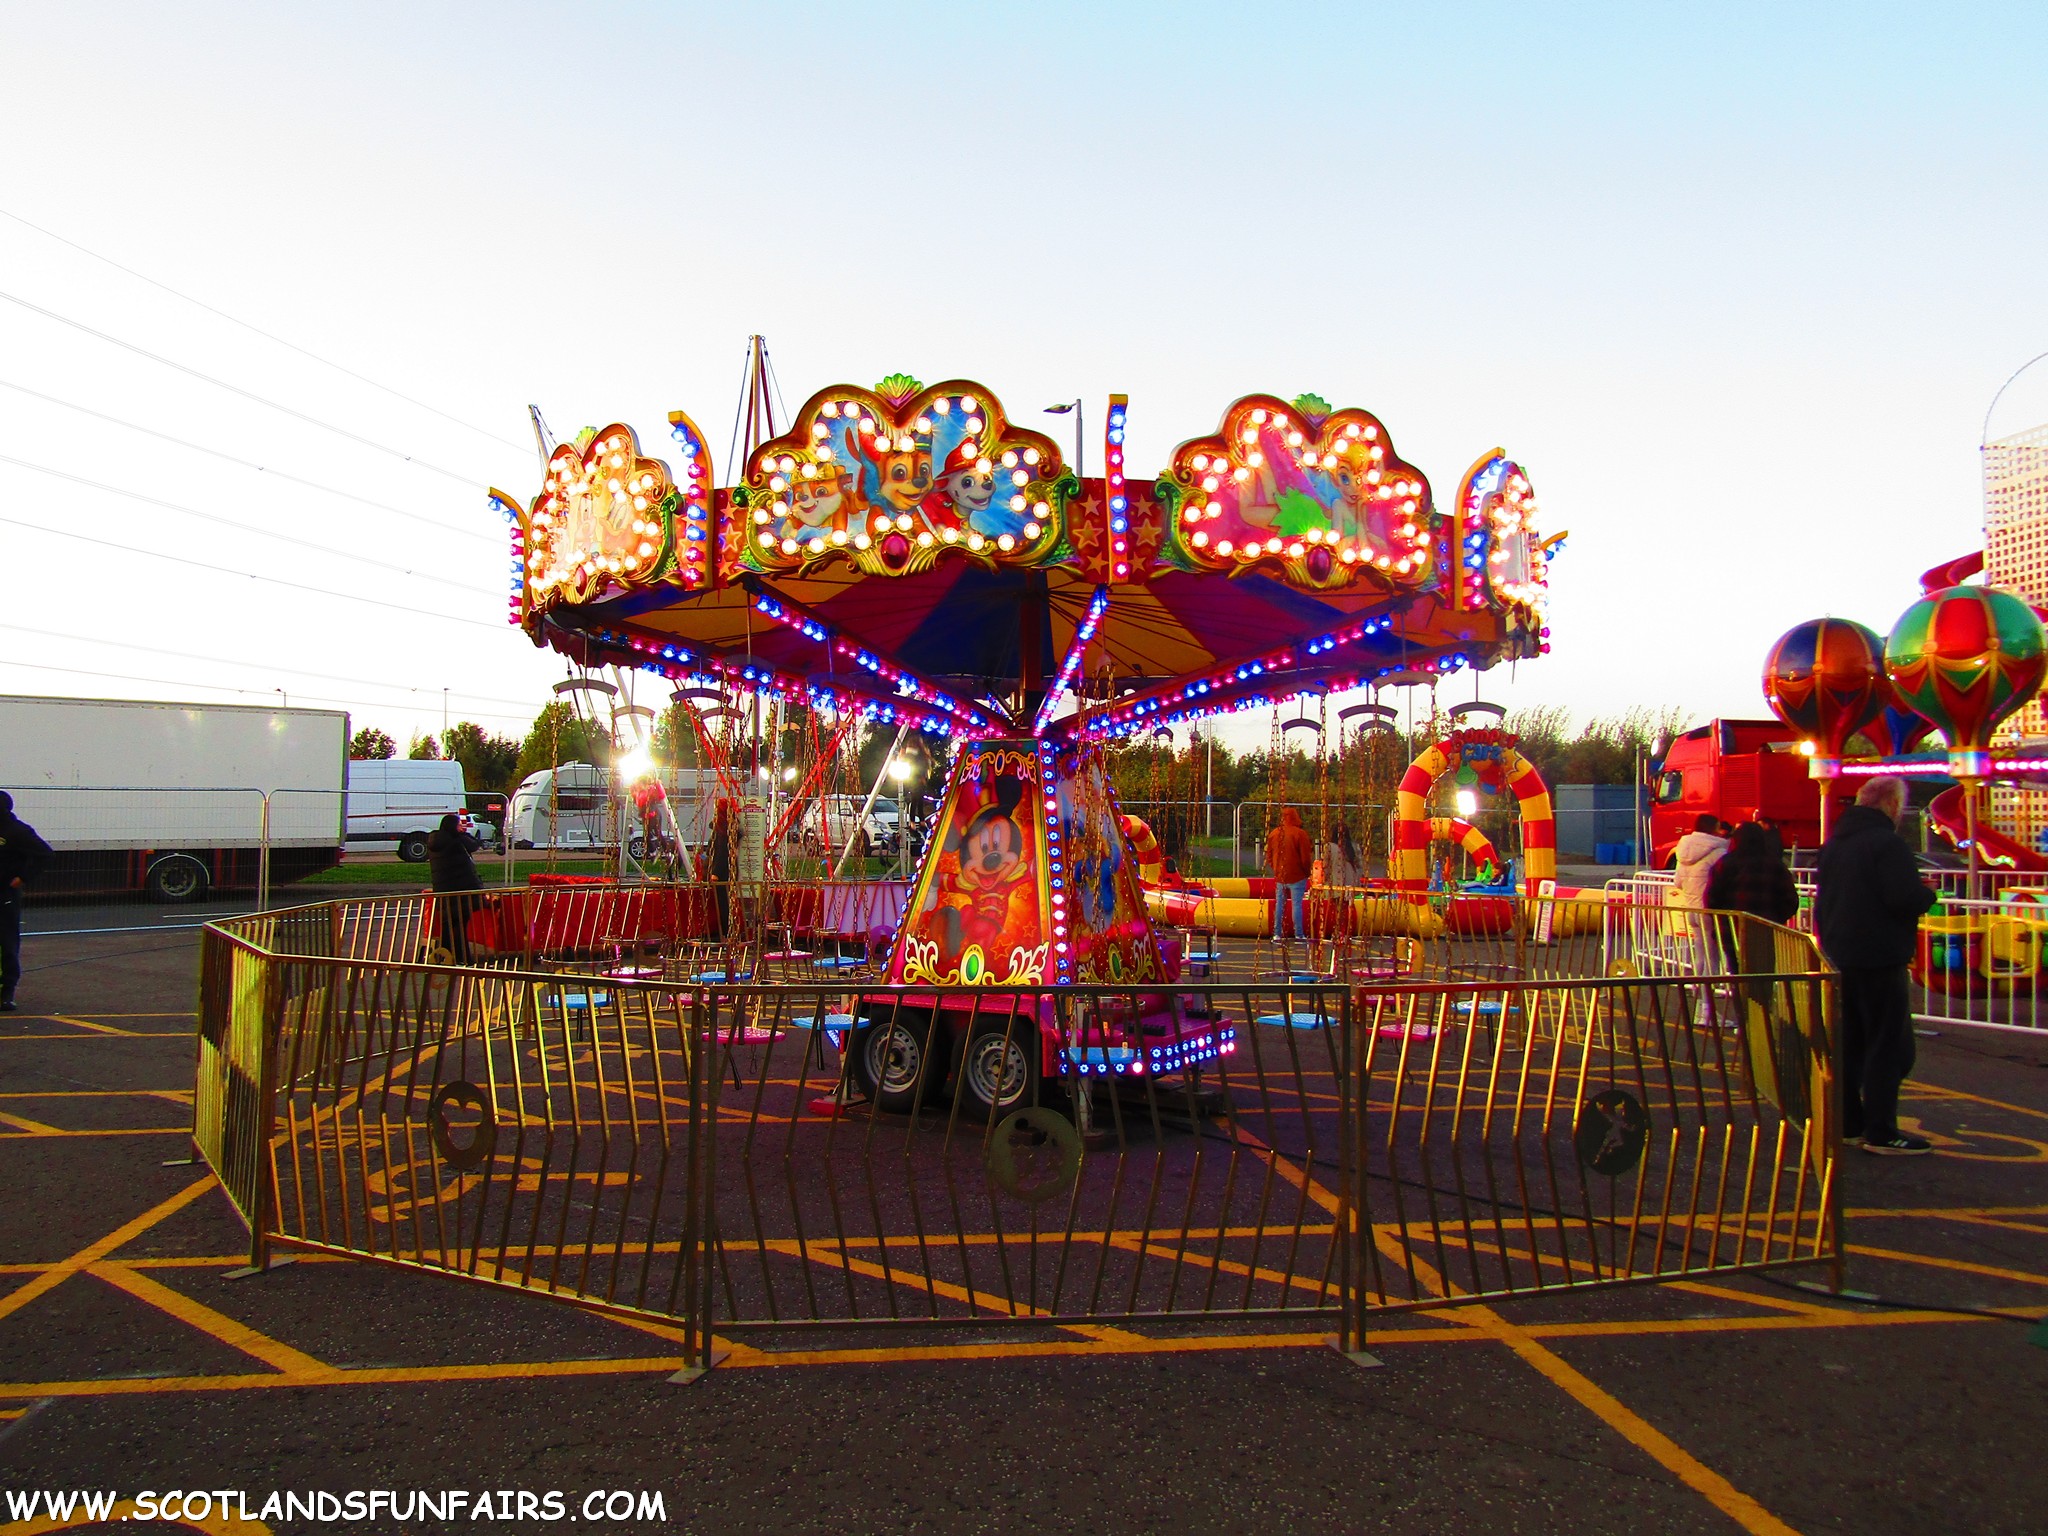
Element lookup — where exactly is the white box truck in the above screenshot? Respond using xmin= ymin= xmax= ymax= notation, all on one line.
xmin=346 ymin=759 xmax=487 ymax=862
xmin=0 ymin=694 xmax=348 ymax=901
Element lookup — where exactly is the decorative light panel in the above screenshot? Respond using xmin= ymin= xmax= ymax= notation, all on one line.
xmin=520 ymin=424 xmax=681 ymax=612
xmin=1456 ymin=453 xmax=1547 ymax=617
xmin=739 ymin=377 xmax=1065 ymax=577
xmin=1166 ymin=394 xmax=1435 ymax=589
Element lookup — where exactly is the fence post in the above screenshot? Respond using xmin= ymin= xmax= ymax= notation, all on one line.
xmin=256 ymin=792 xmax=272 ymax=914
xmin=670 ymin=986 xmax=726 ymax=1383
xmin=1331 ymin=983 xmax=1379 ymax=1368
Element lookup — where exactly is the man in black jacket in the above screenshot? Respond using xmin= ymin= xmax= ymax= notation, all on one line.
xmin=0 ymin=791 xmax=55 ymax=1013
xmin=1814 ymin=776 xmax=1938 ymax=1155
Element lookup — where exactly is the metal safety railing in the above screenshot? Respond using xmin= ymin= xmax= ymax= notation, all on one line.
xmin=193 ymin=888 xmax=1838 ymax=1368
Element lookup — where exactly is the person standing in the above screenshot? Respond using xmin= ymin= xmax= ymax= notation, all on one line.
xmin=1705 ymin=820 xmax=1801 ymax=975
xmin=1670 ymin=814 xmax=1730 ymax=908
xmin=0 ymin=791 xmax=53 ymax=1012
xmin=426 ymin=812 xmax=482 ymax=962
xmin=1323 ymin=820 xmax=1364 ymax=889
xmin=1265 ymin=806 xmax=1314 ymax=945
xmin=1815 ymin=776 xmax=1937 ymax=1155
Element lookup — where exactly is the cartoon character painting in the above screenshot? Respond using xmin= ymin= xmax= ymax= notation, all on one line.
xmin=897 ymin=749 xmax=1047 ymax=986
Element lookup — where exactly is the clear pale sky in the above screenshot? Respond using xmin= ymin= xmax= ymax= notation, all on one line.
xmin=4 ymin=2 xmax=2047 ymax=755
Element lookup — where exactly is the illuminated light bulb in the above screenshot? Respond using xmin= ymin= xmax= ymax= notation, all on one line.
xmin=933 ymin=397 xmax=951 ymax=414
xmin=770 ymin=475 xmax=788 ymax=491
xmin=997 ymin=533 xmax=1016 ymax=551
xmin=1371 ymin=446 xmax=1385 ymax=461
xmin=1287 ymin=430 xmax=1303 ymax=447
xmin=872 ymin=514 xmax=891 ymax=532
xmin=638 ymin=541 xmax=654 ymax=557
xmin=1216 ymin=539 xmax=1234 ymax=556
xmin=812 ymin=422 xmax=830 ymax=437
xmin=1192 ymin=453 xmax=1210 ymax=470
xmin=916 ymin=416 xmax=931 ymax=431
xmin=759 ymin=532 xmax=776 ymax=547
xmin=1023 ymin=520 xmax=1042 ymax=538
xmin=894 ymin=514 xmax=912 ymax=532
xmin=1240 ymin=427 xmax=1258 ymax=444
xmin=916 ymin=531 xmax=933 ymax=547
xmin=1202 ymin=475 xmax=1220 ymax=493
xmin=608 ymin=478 xmax=624 ymax=495
xmin=773 ymin=500 xmax=789 ymax=516
xmin=779 ymin=456 xmax=796 ymax=472
xmin=1009 ymin=494 xmax=1026 ymax=511
xmin=1232 ymin=467 xmax=1250 ymax=483
xmin=1244 ymin=540 xmax=1262 ymax=557
xmin=831 ymin=529 xmax=849 ymax=545
xmin=1000 ymin=450 xmax=1019 ymax=469
xmin=753 ymin=509 xmax=771 ymax=526
xmin=801 ymin=463 xmax=817 ymax=480
xmin=1192 ymin=531 xmax=1210 ymax=548
xmin=1010 ymin=469 xmax=1029 ymax=487
xmin=854 ymin=533 xmax=872 ymax=550
xmin=965 ymin=415 xmax=983 ymax=432
xmin=968 ymin=532 xmax=987 ymax=550
xmin=1340 ymin=548 xmax=1358 ymax=563
xmin=975 ymin=457 xmax=992 ymax=474
xmin=896 ymin=434 xmax=915 ymax=452
xmin=941 ymin=527 xmax=959 ymax=543
xmin=609 ymin=454 xmax=624 ymax=468
xmin=817 ymin=443 xmax=835 ymax=460
xmin=1250 ymin=407 xmax=1268 ymax=424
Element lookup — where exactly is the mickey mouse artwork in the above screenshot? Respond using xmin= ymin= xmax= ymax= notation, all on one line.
xmin=897 ymin=748 xmax=1049 ymax=986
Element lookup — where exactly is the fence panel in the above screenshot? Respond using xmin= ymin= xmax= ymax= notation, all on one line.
xmin=1339 ymin=967 xmax=1837 ymax=1347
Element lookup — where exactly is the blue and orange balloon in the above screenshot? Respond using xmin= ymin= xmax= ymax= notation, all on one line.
xmin=1762 ymin=618 xmax=1888 ymax=774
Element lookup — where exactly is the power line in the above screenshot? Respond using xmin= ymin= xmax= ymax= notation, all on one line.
xmin=0 ymin=205 xmax=532 ymax=454
xmin=0 ymin=287 xmax=498 ymax=488
xmin=0 ymin=377 xmax=499 ymax=545
xmin=0 ymin=656 xmax=537 ymax=726
xmin=0 ymin=621 xmax=549 ymax=710
xmin=0 ymin=453 xmax=500 ymax=596
xmin=0 ymin=513 xmax=506 ymax=631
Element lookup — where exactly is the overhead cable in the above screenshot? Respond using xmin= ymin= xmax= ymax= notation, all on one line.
xmin=0 ymin=205 xmax=532 ymax=454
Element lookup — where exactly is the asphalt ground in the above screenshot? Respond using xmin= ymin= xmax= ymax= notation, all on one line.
xmin=0 ymin=929 xmax=2044 ymax=1535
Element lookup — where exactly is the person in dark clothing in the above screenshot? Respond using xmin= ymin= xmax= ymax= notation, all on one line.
xmin=707 ymin=800 xmax=733 ymax=939
xmin=1706 ymin=819 xmax=1802 ymax=983
xmin=425 ymin=812 xmax=482 ymax=961
xmin=1814 ymin=776 xmax=1938 ymax=1155
xmin=0 ymin=791 xmax=54 ymax=1012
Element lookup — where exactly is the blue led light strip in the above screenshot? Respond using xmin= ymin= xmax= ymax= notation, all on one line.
xmin=1032 ymin=585 xmax=1110 ymax=737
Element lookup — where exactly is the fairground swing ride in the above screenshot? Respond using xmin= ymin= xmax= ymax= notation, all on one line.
xmin=489 ymin=347 xmax=1566 ymax=1112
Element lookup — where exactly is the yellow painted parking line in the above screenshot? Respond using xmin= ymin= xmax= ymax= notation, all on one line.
xmin=0 ymin=1174 xmax=216 ymax=1326
xmin=1455 ymin=1304 xmax=1803 ymax=1536
xmin=1847 ymin=1243 xmax=2048 ymax=1288
xmin=1907 ymin=1083 xmax=2048 ymax=1124
xmin=0 ymin=1110 xmax=62 ymax=1135
xmin=50 ymin=1015 xmax=141 ymax=1036
xmin=1665 ymin=1279 xmax=1840 ymax=1317
xmin=89 ymin=1263 xmax=333 ymax=1377
xmin=0 ymin=1089 xmax=188 ymax=1099
xmin=0 ymin=1127 xmax=188 ymax=1139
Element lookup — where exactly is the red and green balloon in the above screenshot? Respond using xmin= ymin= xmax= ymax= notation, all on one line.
xmin=1885 ymin=585 xmax=2048 ymax=776
xmin=1762 ymin=618 xmax=1888 ymax=774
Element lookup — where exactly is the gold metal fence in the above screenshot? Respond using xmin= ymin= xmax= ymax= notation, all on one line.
xmin=192 ymin=890 xmax=1837 ymax=1367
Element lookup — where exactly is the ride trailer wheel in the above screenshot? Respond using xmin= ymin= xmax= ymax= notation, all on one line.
xmin=851 ymin=1012 xmax=938 ymax=1114
xmin=145 ymin=854 xmax=208 ymax=904
xmin=959 ymin=1022 xmax=1040 ymax=1119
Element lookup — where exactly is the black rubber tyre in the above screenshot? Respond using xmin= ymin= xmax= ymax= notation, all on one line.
xmin=145 ymin=854 xmax=208 ymax=904
xmin=958 ymin=1020 xmax=1040 ymax=1120
xmin=850 ymin=1011 xmax=940 ymax=1114
xmin=627 ymin=836 xmax=647 ymax=860
xmin=398 ymin=833 xmax=430 ymax=863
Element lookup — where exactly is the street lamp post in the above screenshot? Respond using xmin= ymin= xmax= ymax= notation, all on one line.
xmin=1043 ymin=400 xmax=1083 ymax=484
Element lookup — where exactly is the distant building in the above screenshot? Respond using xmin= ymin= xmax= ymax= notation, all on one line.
xmin=1982 ymin=423 xmax=2048 ymax=847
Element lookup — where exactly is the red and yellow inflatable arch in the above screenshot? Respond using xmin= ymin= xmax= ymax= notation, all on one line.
xmin=1391 ymin=728 xmax=1555 ymax=894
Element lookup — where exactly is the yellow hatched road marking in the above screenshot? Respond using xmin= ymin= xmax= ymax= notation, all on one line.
xmin=1454 ymin=1304 xmax=1805 ymax=1536
xmin=88 ymin=1263 xmax=333 ymax=1377
xmin=1846 ymin=1243 xmax=2048 ymax=1287
xmin=0 ymin=1110 xmax=61 ymax=1135
xmin=50 ymin=1015 xmax=141 ymax=1036
xmin=0 ymin=1175 xmax=216 ymax=1326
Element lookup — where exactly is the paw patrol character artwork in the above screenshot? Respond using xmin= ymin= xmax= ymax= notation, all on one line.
xmin=897 ymin=751 xmax=1048 ymax=986
xmin=1053 ymin=754 xmax=1162 ymax=984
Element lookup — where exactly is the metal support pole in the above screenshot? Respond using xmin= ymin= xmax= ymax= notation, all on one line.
xmin=833 ymin=721 xmax=914 ymax=879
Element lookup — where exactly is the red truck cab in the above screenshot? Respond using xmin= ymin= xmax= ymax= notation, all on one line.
xmin=1650 ymin=720 xmax=1854 ymax=867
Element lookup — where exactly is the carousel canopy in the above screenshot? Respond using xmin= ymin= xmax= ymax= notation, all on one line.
xmin=488 ymin=378 xmax=1558 ymax=743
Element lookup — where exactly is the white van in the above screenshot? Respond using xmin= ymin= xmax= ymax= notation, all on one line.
xmin=347 ymin=759 xmax=469 ymax=862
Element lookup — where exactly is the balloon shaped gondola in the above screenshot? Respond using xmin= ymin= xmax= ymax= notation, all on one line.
xmin=1761 ymin=617 xmax=1889 ymax=777
xmin=1885 ymin=585 xmax=2048 ymax=778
